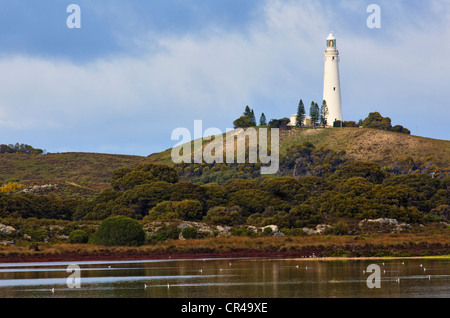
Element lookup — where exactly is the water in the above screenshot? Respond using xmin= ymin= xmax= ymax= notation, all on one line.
xmin=0 ymin=258 xmax=448 ymax=298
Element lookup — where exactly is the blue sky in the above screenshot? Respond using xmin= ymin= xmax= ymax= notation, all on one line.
xmin=0 ymin=0 xmax=448 ymax=156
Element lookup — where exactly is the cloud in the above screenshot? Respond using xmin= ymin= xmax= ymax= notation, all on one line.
xmin=0 ymin=0 xmax=448 ymax=156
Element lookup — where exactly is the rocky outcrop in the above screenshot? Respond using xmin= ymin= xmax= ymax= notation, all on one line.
xmin=0 ymin=224 xmax=16 ymax=236
xmin=358 ymin=218 xmax=411 ymax=233
xmin=302 ymin=224 xmax=332 ymax=235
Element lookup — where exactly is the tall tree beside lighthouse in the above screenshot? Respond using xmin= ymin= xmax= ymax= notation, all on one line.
xmin=320 ymin=100 xmax=329 ymax=127
xmin=310 ymin=102 xmax=320 ymax=128
xmin=296 ymin=99 xmax=306 ymax=128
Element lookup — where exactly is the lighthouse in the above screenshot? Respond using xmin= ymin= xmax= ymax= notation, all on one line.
xmin=323 ymin=32 xmax=343 ymax=126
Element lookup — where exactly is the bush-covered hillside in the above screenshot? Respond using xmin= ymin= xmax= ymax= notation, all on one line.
xmin=2 ymin=143 xmax=447 ymax=231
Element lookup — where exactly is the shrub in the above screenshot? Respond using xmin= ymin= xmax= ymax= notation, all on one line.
xmin=263 ymin=227 xmax=273 ymax=236
xmin=68 ymin=229 xmax=89 ymax=244
xmin=94 ymin=215 xmax=146 ymax=246
xmin=203 ymin=206 xmax=243 ymax=226
xmin=181 ymin=226 xmax=198 ymax=239
xmin=333 ymin=221 xmax=349 ymax=236
xmin=233 ymin=116 xmax=255 ymax=128
xmin=174 ymin=200 xmax=203 ymax=221
xmin=231 ymin=227 xmax=255 ymax=237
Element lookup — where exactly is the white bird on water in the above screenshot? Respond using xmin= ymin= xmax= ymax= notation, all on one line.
xmin=396 ymin=278 xmax=400 ymax=283
xmin=51 ymin=288 xmax=55 ymax=293
xmin=167 ymin=283 xmax=170 ymax=289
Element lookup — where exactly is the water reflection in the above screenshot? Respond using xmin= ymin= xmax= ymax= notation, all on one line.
xmin=0 ymin=258 xmax=448 ymax=298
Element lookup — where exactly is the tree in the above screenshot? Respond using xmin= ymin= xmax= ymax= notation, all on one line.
xmin=244 ymin=105 xmax=252 ymax=117
xmin=174 ymin=200 xmax=204 ymax=220
xmin=94 ymin=215 xmax=146 ymax=246
xmin=391 ymin=125 xmax=411 ymax=135
xmin=203 ymin=206 xmax=243 ymax=226
xmin=268 ymin=118 xmax=290 ymax=129
xmin=249 ymin=109 xmax=256 ymax=126
xmin=241 ymin=105 xmax=256 ymax=126
xmin=111 ymin=163 xmax=178 ymax=191
xmin=69 ymin=230 xmax=89 ymax=244
xmin=296 ymin=99 xmax=306 ymax=128
xmin=181 ymin=226 xmax=198 ymax=239
xmin=233 ymin=116 xmax=254 ymax=128
xmin=259 ymin=113 xmax=267 ymax=126
xmin=320 ymin=100 xmax=329 ymax=127
xmin=362 ymin=112 xmax=392 ymax=130
xmin=309 ymin=102 xmax=320 ymax=128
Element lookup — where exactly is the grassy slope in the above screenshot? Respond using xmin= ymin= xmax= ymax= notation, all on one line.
xmin=0 ymin=152 xmax=154 ymax=193
xmin=148 ymin=127 xmax=450 ymax=168
xmin=0 ymin=128 xmax=448 ymax=197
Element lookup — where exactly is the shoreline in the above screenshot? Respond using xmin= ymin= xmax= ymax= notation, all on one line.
xmin=1 ymin=250 xmax=449 ymax=264
xmin=1 ymin=234 xmax=449 ymax=264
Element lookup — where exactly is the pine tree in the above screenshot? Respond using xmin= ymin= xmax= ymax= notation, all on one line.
xmin=249 ymin=109 xmax=256 ymax=126
xmin=259 ymin=113 xmax=267 ymax=126
xmin=296 ymin=99 xmax=306 ymax=128
xmin=242 ymin=105 xmax=256 ymax=126
xmin=244 ymin=105 xmax=252 ymax=117
xmin=310 ymin=101 xmax=320 ymax=128
xmin=320 ymin=100 xmax=329 ymax=127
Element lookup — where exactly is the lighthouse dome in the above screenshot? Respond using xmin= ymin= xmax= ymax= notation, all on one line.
xmin=326 ymin=32 xmax=336 ymax=41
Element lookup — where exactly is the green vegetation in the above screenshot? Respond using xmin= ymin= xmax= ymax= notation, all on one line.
xmin=181 ymin=226 xmax=198 ymax=239
xmin=309 ymin=102 xmax=320 ymax=128
xmin=93 ymin=215 xmax=146 ymax=246
xmin=296 ymin=99 xmax=306 ymax=128
xmin=0 ymin=112 xmax=448 ymax=254
xmin=69 ymin=229 xmax=89 ymax=244
xmin=234 ymin=105 xmax=257 ymax=128
xmin=362 ymin=112 xmax=411 ymax=135
xmin=268 ymin=118 xmax=291 ymax=129
xmin=0 ymin=143 xmax=44 ymax=155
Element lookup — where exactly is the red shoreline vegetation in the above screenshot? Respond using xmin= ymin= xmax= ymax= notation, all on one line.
xmin=1 ymin=235 xmax=449 ymax=264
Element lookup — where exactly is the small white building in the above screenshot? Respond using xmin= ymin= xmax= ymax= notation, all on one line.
xmin=288 ymin=114 xmax=311 ymax=127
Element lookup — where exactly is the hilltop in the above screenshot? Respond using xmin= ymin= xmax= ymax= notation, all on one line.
xmin=1 ymin=128 xmax=448 ymax=193
xmin=148 ymin=127 xmax=450 ymax=169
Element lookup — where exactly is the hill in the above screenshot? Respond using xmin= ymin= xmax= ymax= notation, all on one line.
xmin=0 ymin=152 xmax=154 ymax=198
xmin=148 ymin=127 xmax=450 ymax=169
xmin=0 ymin=128 xmax=448 ymax=198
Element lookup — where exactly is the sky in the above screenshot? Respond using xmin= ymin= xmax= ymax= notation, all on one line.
xmin=0 ymin=0 xmax=448 ymax=156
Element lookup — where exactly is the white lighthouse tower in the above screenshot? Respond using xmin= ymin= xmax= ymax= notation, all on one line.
xmin=323 ymin=32 xmax=343 ymax=126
